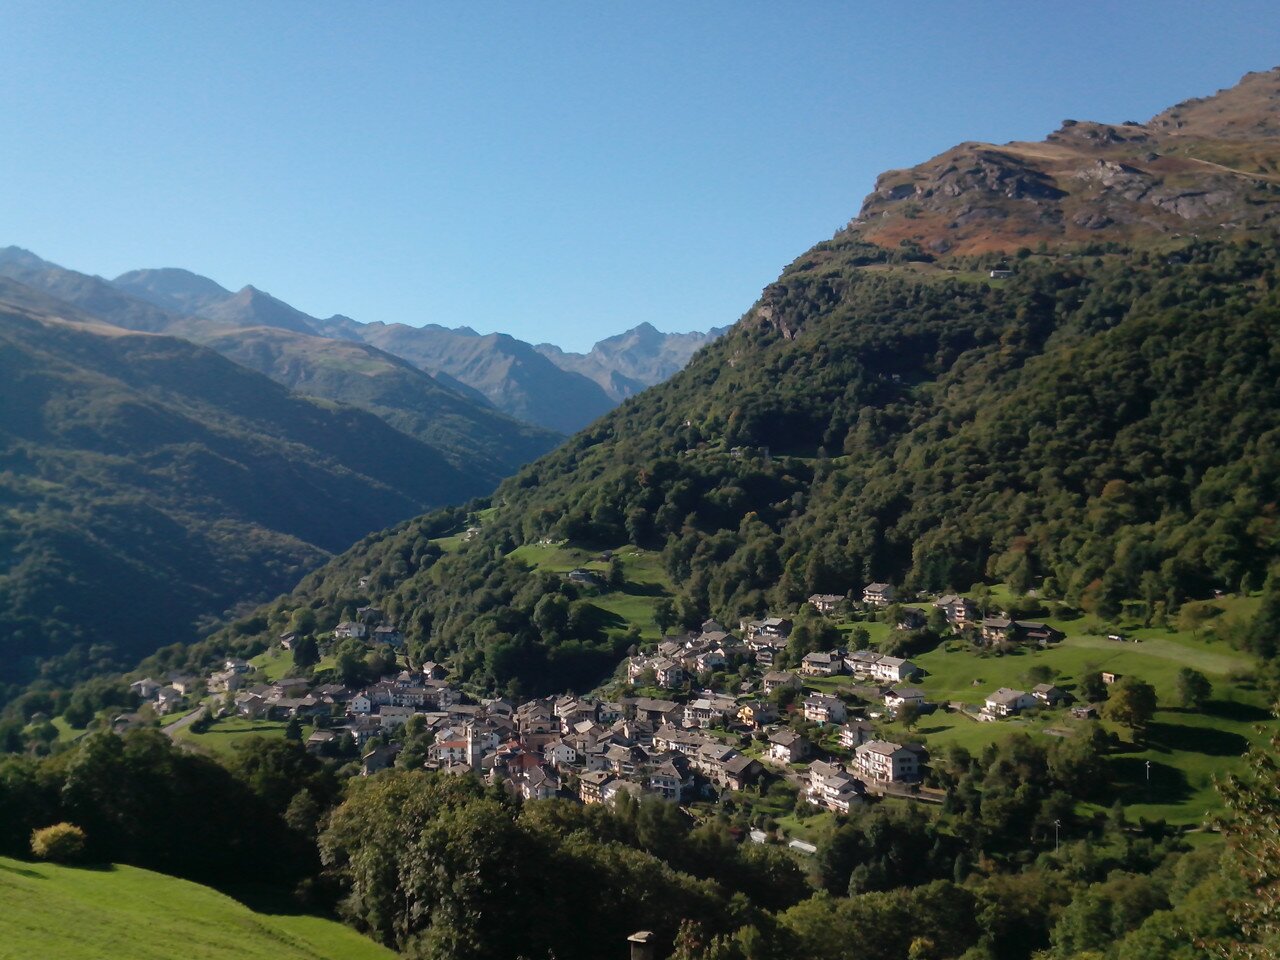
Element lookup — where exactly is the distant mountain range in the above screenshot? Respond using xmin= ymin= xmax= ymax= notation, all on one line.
xmin=536 ymin=322 xmax=729 ymax=402
xmin=0 ymin=248 xmax=560 ymax=480
xmin=107 ymin=260 xmax=725 ymax=432
xmin=0 ymin=249 xmax=725 ymax=435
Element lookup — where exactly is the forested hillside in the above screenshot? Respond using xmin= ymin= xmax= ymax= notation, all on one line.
xmin=196 ymin=325 xmax=560 ymax=480
xmin=0 ymin=300 xmax=483 ymax=699
xmin=199 ymin=233 xmax=1280 ymax=695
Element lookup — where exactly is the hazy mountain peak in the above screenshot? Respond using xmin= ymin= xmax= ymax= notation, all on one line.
xmin=200 ymin=284 xmax=321 ymax=335
xmin=535 ymin=322 xmax=728 ymax=402
xmin=0 ymin=245 xmax=57 ymax=270
xmin=112 ymin=267 xmax=233 ymax=316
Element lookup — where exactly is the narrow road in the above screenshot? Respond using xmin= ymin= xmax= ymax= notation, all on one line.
xmin=162 ymin=705 xmax=206 ymax=739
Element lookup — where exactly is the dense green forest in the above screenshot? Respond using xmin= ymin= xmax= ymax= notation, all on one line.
xmin=190 ymin=236 xmax=1280 ymax=696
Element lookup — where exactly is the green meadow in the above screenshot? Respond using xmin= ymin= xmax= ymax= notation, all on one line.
xmin=172 ymin=715 xmax=291 ymax=757
xmin=0 ymin=856 xmax=395 ymax=960
xmin=877 ymin=597 xmax=1274 ymax=826
xmin=508 ymin=542 xmax=676 ymax=640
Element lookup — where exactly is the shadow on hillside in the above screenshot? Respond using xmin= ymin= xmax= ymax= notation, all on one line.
xmin=220 ymin=881 xmax=318 ymax=917
xmin=1202 ymin=699 xmax=1272 ymax=723
xmin=583 ymin=604 xmax=628 ymax=634
xmin=0 ymin=861 xmax=43 ymax=879
xmin=620 ymin=580 xmax=666 ymax=597
xmin=1147 ymin=719 xmax=1250 ymax=757
xmin=1109 ymin=756 xmax=1193 ymax=805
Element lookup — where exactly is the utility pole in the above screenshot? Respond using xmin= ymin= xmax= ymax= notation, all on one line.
xmin=1053 ymin=818 xmax=1061 ymax=853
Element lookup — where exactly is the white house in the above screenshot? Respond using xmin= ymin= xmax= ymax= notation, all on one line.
xmin=652 ymin=658 xmax=685 ymax=688
xmin=839 ymin=719 xmax=875 ymax=749
xmin=807 ymin=594 xmax=845 ymax=615
xmin=854 ymin=740 xmax=923 ymax=782
xmin=884 ymin=687 xmax=927 ymax=712
xmin=984 ymin=688 xmax=1037 ymax=717
xmin=802 ymin=693 xmax=847 ymax=725
xmin=863 ymin=583 xmax=896 ymax=607
xmin=762 ymin=671 xmax=801 ymax=695
xmin=766 ymin=728 xmax=811 ymax=765
xmin=806 ymin=760 xmax=863 ymax=813
xmin=869 ymin=655 xmax=919 ymax=683
xmin=1032 ymin=683 xmax=1069 ymax=707
xmin=933 ymin=594 xmax=977 ymax=627
xmin=801 ymin=652 xmax=840 ymax=677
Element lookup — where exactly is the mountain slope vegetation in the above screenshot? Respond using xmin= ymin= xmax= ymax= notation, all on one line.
xmin=0 ymin=295 xmax=491 ymax=697
xmin=331 ymin=319 xmax=618 ymax=434
xmin=212 ymin=234 xmax=1280 ymax=695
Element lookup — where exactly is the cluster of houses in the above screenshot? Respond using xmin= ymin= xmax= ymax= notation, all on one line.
xmin=128 ymin=673 xmax=203 ymax=716
xmin=803 ymin=588 xmax=1067 ymax=651
xmin=184 ymin=610 xmax=939 ymax=814
xmin=611 ymin=616 xmax=935 ymax=813
xmin=142 ymin=579 xmax=1094 ymax=823
xmin=624 ymin=613 xmax=922 ymax=693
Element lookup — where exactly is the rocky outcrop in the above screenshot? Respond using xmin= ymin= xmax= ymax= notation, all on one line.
xmin=849 ymin=67 xmax=1280 ymax=254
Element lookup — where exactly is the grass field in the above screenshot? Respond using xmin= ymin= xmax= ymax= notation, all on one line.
xmin=509 ymin=542 xmax=676 ymax=640
xmin=887 ymin=596 xmax=1275 ymax=825
xmin=51 ymin=716 xmax=86 ymax=744
xmin=0 ymin=856 xmax=394 ymax=960
xmin=249 ymin=647 xmax=296 ymax=683
xmin=172 ymin=715 xmax=291 ymax=757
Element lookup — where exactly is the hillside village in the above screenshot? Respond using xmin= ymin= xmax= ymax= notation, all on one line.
xmin=124 ymin=576 xmax=1179 ymax=847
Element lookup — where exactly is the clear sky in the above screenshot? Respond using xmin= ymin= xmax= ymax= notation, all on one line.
xmin=1 ymin=2 xmax=1278 ymax=351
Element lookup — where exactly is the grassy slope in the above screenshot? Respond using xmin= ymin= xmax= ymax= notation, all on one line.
xmin=878 ymin=593 xmax=1274 ymax=825
xmin=173 ymin=715 xmax=290 ymax=757
xmin=250 ymin=646 xmax=296 ymax=683
xmin=506 ymin=542 xmax=675 ymax=640
xmin=0 ymin=856 xmax=394 ymax=960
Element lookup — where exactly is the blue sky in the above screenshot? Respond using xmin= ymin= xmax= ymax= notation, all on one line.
xmin=1 ymin=3 xmax=1277 ymax=351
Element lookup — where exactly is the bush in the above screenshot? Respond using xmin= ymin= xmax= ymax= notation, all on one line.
xmin=31 ymin=823 xmax=87 ymax=863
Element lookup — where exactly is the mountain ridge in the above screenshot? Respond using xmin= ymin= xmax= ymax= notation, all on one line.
xmin=853 ymin=66 xmax=1280 ymax=255
xmin=535 ymin=321 xmax=730 ymax=402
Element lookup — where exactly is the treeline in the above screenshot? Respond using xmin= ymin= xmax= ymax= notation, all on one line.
xmin=0 ymin=729 xmax=323 ymax=889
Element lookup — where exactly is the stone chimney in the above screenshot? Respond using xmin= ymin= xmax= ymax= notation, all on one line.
xmin=628 ymin=930 xmax=655 ymax=960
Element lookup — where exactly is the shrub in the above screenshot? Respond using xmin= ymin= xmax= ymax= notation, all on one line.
xmin=31 ymin=823 xmax=87 ymax=863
